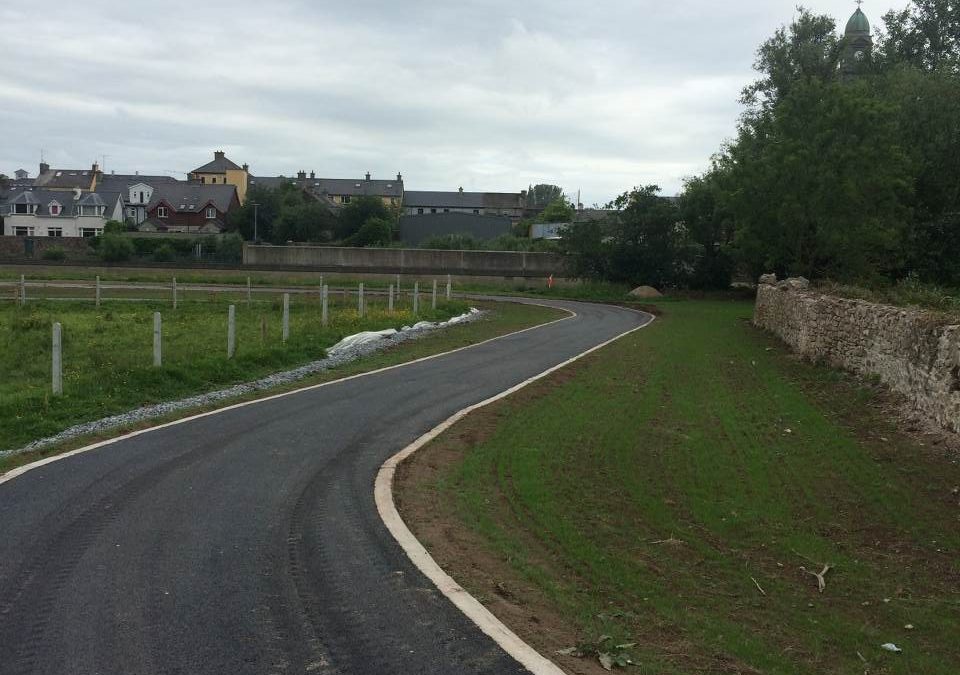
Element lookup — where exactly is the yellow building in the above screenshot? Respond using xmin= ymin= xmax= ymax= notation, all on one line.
xmin=189 ymin=151 xmax=249 ymax=203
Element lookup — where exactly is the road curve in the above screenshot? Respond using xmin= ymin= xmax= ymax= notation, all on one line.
xmin=0 ymin=299 xmax=652 ymax=675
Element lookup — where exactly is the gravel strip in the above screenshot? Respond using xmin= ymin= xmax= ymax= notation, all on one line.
xmin=3 ymin=309 xmax=484 ymax=459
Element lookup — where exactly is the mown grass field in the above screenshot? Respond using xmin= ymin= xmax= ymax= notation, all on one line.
xmin=0 ymin=294 xmax=467 ymax=452
xmin=399 ymin=300 xmax=960 ymax=674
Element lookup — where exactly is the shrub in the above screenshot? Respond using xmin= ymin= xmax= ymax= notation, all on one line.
xmin=217 ymin=233 xmax=244 ymax=262
xmin=152 ymin=244 xmax=175 ymax=263
xmin=103 ymin=220 xmax=126 ymax=235
xmin=98 ymin=234 xmax=135 ymax=262
xmin=41 ymin=246 xmax=66 ymax=261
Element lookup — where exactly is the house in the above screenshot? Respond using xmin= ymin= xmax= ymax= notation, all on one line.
xmin=14 ymin=169 xmax=28 ymax=180
xmin=140 ymin=183 xmax=240 ymax=233
xmin=33 ymin=162 xmax=101 ymax=191
xmin=403 ymin=188 xmax=526 ymax=222
xmin=97 ymin=173 xmax=180 ymax=225
xmin=249 ymin=171 xmax=404 ymax=210
xmin=1 ymin=188 xmax=124 ymax=237
xmin=189 ymin=151 xmax=250 ymax=203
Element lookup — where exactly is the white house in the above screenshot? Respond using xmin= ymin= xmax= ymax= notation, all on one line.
xmin=1 ymin=188 xmax=124 ymax=238
xmin=97 ymin=174 xmax=180 ymax=225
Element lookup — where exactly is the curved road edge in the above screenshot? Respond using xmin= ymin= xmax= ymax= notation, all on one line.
xmin=376 ymin=304 xmax=656 ymax=675
xmin=0 ymin=299 xmax=574 ymax=488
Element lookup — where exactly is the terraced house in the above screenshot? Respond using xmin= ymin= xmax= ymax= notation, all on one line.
xmin=248 ymin=171 xmax=404 ymax=210
xmin=0 ymin=188 xmax=124 ymax=238
xmin=139 ymin=183 xmax=240 ymax=233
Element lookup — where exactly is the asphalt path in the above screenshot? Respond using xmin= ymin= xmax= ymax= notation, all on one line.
xmin=0 ymin=299 xmax=652 ymax=675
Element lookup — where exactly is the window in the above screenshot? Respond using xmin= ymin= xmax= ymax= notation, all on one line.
xmin=443 ymin=208 xmax=450 ymax=213
xmin=14 ymin=204 xmax=32 ymax=215
xmin=80 ymin=228 xmax=101 ymax=238
xmin=206 ymin=207 xmax=217 ymax=219
xmin=201 ymin=176 xmax=206 ymax=184
xmin=49 ymin=203 xmax=62 ymax=216
xmin=128 ymin=208 xmax=137 ymax=217
xmin=417 ymin=208 xmax=424 ymax=215
xmin=157 ymin=206 xmax=168 ymax=218
xmin=47 ymin=227 xmax=63 ymax=237
xmin=342 ymin=195 xmax=351 ymax=204
xmin=473 ymin=209 xmax=480 ymax=214
xmin=14 ymin=226 xmax=34 ymax=236
xmin=430 ymin=208 xmax=437 ymax=214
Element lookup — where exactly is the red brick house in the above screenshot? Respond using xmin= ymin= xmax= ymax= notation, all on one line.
xmin=140 ymin=183 xmax=240 ymax=233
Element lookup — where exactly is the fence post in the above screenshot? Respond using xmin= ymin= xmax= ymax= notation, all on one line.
xmin=446 ymin=274 xmax=452 ymax=300
xmin=282 ymin=293 xmax=290 ymax=342
xmin=321 ymin=285 xmax=329 ymax=327
xmin=396 ymin=274 xmax=401 ymax=295
xmin=19 ymin=275 xmax=25 ymax=306
xmin=95 ymin=275 xmax=101 ymax=307
xmin=413 ymin=282 xmax=420 ymax=316
xmin=260 ymin=315 xmax=267 ymax=344
xmin=246 ymin=277 xmax=252 ymax=305
xmin=153 ymin=312 xmax=162 ymax=367
xmin=52 ymin=322 xmax=63 ymax=395
xmin=227 ymin=305 xmax=236 ymax=358
xmin=172 ymin=277 xmax=178 ymax=309
xmin=388 ymin=284 xmax=394 ymax=312
xmin=358 ymin=283 xmax=365 ymax=318
xmin=432 ymin=279 xmax=438 ymax=309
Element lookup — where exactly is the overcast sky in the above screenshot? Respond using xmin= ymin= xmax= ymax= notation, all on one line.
xmin=0 ymin=1 xmax=889 ymax=205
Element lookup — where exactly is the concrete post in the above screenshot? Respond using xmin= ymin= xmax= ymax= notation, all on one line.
xmin=446 ymin=274 xmax=452 ymax=300
xmin=388 ymin=284 xmax=394 ymax=312
xmin=246 ymin=277 xmax=252 ymax=304
xmin=432 ymin=279 xmax=438 ymax=310
xmin=19 ymin=275 xmax=25 ymax=306
xmin=282 ymin=293 xmax=290 ymax=342
xmin=413 ymin=282 xmax=420 ymax=316
xmin=321 ymin=285 xmax=329 ymax=327
xmin=172 ymin=277 xmax=178 ymax=310
xmin=227 ymin=305 xmax=236 ymax=358
xmin=52 ymin=322 xmax=63 ymax=395
xmin=95 ymin=275 xmax=101 ymax=307
xmin=359 ymin=283 xmax=366 ymax=317
xmin=153 ymin=312 xmax=162 ymax=367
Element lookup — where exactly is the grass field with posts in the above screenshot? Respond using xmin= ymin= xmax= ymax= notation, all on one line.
xmin=398 ymin=300 xmax=960 ymax=674
xmin=0 ymin=292 xmax=468 ymax=452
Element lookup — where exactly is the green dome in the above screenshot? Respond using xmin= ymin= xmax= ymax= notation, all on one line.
xmin=845 ymin=8 xmax=871 ymax=35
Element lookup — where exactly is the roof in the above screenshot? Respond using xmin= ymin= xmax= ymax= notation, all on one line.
xmin=1 ymin=188 xmax=121 ymax=216
xmin=191 ymin=152 xmax=243 ymax=174
xmin=403 ymin=190 xmax=524 ymax=210
xmin=846 ymin=8 xmax=870 ymax=35
xmin=147 ymin=182 xmax=238 ymax=213
xmin=33 ymin=168 xmax=98 ymax=189
xmin=97 ymin=174 xmax=180 ymax=191
xmin=250 ymin=175 xmax=404 ymax=198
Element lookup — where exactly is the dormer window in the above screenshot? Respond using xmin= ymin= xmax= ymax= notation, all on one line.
xmin=206 ymin=207 xmax=217 ymax=219
xmin=49 ymin=202 xmax=62 ymax=216
xmin=157 ymin=206 xmax=168 ymax=219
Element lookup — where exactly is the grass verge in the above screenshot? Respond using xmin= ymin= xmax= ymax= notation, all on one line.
xmin=396 ymin=300 xmax=960 ymax=675
xmin=0 ymin=299 xmax=565 ymax=473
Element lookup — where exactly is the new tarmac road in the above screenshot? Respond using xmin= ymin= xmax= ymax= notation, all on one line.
xmin=0 ymin=300 xmax=652 ymax=675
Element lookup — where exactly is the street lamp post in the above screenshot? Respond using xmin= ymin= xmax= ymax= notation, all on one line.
xmin=250 ymin=202 xmax=260 ymax=243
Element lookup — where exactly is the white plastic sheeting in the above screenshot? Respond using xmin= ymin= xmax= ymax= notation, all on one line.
xmin=328 ymin=308 xmax=480 ymax=356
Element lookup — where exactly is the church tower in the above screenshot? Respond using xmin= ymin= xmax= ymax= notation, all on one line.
xmin=842 ymin=2 xmax=873 ymax=79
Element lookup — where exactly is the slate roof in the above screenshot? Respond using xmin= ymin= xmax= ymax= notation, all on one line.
xmin=403 ymin=190 xmax=524 ymax=210
xmin=191 ymin=153 xmax=243 ymax=174
xmin=97 ymin=174 xmax=180 ymax=191
xmin=249 ymin=175 xmax=404 ymax=198
xmin=1 ymin=188 xmax=122 ymax=217
xmin=147 ymin=183 xmax=238 ymax=213
xmin=33 ymin=168 xmax=98 ymax=190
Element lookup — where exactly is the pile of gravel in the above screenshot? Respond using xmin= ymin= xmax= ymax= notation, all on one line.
xmin=3 ymin=309 xmax=484 ymax=459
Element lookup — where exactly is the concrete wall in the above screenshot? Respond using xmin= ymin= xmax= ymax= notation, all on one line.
xmin=754 ymin=276 xmax=960 ymax=433
xmin=243 ymin=244 xmax=566 ymax=277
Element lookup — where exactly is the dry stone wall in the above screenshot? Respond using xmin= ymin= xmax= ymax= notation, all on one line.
xmin=754 ymin=276 xmax=960 ymax=434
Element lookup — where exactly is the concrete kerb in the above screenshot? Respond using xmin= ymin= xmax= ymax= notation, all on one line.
xmin=374 ymin=305 xmax=655 ymax=675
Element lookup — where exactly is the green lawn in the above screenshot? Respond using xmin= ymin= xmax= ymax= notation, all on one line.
xmin=410 ymin=300 xmax=960 ymax=674
xmin=0 ymin=294 xmax=466 ymax=452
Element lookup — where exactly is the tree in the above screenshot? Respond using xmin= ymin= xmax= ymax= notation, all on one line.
xmin=537 ymin=198 xmax=575 ymax=223
xmin=877 ymin=0 xmax=960 ymax=73
xmin=103 ymin=220 xmax=125 ymax=235
xmin=336 ymin=196 xmax=393 ymax=241
xmin=228 ymin=185 xmax=283 ymax=242
xmin=679 ymin=167 xmax=736 ymax=289
xmin=272 ymin=202 xmax=336 ymax=243
xmin=347 ymin=216 xmax=394 ymax=247
xmin=98 ymin=234 xmax=135 ymax=262
xmin=525 ymin=184 xmax=564 ymax=208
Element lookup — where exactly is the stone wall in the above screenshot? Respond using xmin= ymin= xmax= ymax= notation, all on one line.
xmin=754 ymin=276 xmax=960 ymax=434
xmin=0 ymin=236 xmax=96 ymax=262
xmin=243 ymin=244 xmax=565 ymax=278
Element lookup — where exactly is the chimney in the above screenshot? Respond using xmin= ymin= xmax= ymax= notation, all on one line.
xmin=310 ymin=171 xmax=315 ymax=179
xmin=297 ymin=170 xmax=306 ymax=180
xmin=458 ymin=186 xmax=464 ymax=193
xmin=73 ymin=187 xmax=82 ymax=201
xmin=92 ymin=162 xmax=100 ymax=174
xmin=214 ymin=150 xmax=225 ymax=160
xmin=242 ymin=163 xmax=249 ymax=172
xmin=365 ymin=171 xmax=371 ymax=181
xmin=40 ymin=162 xmax=50 ymax=174
xmin=397 ymin=172 xmax=402 ymax=182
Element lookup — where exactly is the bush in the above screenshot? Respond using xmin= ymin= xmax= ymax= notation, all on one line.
xmin=41 ymin=246 xmax=66 ymax=261
xmin=103 ymin=220 xmax=126 ymax=235
xmin=420 ymin=234 xmax=482 ymax=250
xmin=98 ymin=234 xmax=135 ymax=262
xmin=152 ymin=244 xmax=175 ymax=263
xmin=217 ymin=233 xmax=244 ymax=262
